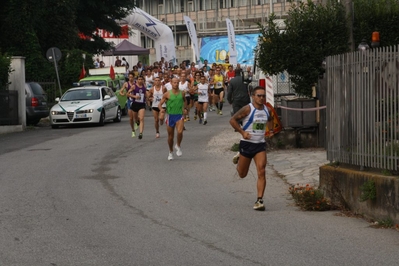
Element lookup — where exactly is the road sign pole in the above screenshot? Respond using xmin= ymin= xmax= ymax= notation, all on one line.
xmin=51 ymin=48 xmax=63 ymax=98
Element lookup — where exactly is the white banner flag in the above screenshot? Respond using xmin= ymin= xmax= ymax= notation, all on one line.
xmin=183 ymin=16 xmax=201 ymax=64
xmin=226 ymin=18 xmax=237 ymax=64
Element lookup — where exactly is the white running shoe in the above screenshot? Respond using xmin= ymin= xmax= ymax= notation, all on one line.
xmin=168 ymin=152 xmax=174 ymax=161
xmin=175 ymin=144 xmax=182 ymax=157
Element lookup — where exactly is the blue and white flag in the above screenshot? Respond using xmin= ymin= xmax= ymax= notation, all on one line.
xmin=226 ymin=18 xmax=237 ymax=64
xmin=184 ymin=16 xmax=201 ymax=65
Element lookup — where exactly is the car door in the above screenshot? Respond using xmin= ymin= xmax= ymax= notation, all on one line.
xmin=103 ymin=87 xmax=117 ymax=119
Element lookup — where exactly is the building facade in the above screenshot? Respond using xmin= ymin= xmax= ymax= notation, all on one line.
xmin=135 ymin=0 xmax=296 ymax=64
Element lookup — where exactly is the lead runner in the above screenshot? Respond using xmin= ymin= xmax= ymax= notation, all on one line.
xmin=229 ymin=86 xmax=274 ymax=211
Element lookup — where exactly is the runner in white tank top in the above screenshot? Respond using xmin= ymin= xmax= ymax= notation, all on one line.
xmin=148 ymin=76 xmax=167 ymax=138
xmin=196 ymin=75 xmax=210 ymax=125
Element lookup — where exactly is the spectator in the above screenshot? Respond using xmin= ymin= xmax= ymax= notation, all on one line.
xmin=115 ymin=56 xmax=122 ymax=67
xmin=94 ymin=58 xmax=100 ymax=68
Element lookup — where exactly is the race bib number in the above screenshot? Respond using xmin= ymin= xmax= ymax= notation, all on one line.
xmin=216 ymin=82 xmax=223 ymax=88
xmin=252 ymin=120 xmax=266 ymax=133
xmin=136 ymin=92 xmax=145 ymax=103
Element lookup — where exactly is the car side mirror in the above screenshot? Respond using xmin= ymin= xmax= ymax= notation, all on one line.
xmin=55 ymin=97 xmax=60 ymax=102
xmin=104 ymin=95 xmax=111 ymax=100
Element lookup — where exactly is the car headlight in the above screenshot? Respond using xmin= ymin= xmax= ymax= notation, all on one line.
xmin=77 ymin=109 xmax=94 ymax=114
xmin=51 ymin=111 xmax=66 ymax=115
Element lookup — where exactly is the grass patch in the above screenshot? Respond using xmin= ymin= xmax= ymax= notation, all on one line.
xmin=231 ymin=143 xmax=239 ymax=152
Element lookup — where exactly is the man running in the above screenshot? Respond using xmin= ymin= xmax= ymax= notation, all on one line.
xmin=158 ymin=77 xmax=185 ymax=161
xmin=229 ymin=86 xmax=274 ymax=211
xmin=119 ymin=73 xmax=136 ymax=137
xmin=213 ymin=67 xmax=225 ymax=115
xmin=196 ymin=75 xmax=210 ymax=125
xmin=126 ymin=76 xmax=147 ymax=139
xmin=148 ymin=77 xmax=167 ymax=138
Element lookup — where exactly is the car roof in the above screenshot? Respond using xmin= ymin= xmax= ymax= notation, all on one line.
xmin=79 ymin=74 xmax=124 ymax=82
xmin=66 ymin=86 xmax=108 ymax=92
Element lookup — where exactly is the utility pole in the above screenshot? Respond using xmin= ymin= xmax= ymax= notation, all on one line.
xmin=345 ymin=0 xmax=355 ymax=51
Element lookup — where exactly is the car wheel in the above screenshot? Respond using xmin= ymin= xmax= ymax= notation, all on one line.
xmin=51 ymin=125 xmax=59 ymax=129
xmin=114 ymin=107 xmax=122 ymax=122
xmin=98 ymin=110 xmax=105 ymax=126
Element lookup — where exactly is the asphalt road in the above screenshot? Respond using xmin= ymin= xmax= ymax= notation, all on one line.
xmin=1 ymin=106 xmax=399 ymax=266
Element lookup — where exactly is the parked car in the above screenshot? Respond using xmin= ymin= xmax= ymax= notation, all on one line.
xmin=25 ymin=82 xmax=49 ymax=125
xmin=49 ymin=86 xmax=121 ymax=129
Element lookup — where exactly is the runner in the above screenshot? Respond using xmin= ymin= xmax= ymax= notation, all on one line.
xmin=119 ymin=72 xmax=137 ymax=137
xmin=158 ymin=77 xmax=185 ymax=161
xmin=179 ymin=73 xmax=191 ymax=122
xmin=229 ymin=86 xmax=274 ymax=211
xmin=126 ymin=76 xmax=147 ymax=139
xmin=213 ymin=67 xmax=225 ymax=115
xmin=148 ymin=77 xmax=167 ymax=138
xmin=196 ymin=75 xmax=210 ymax=125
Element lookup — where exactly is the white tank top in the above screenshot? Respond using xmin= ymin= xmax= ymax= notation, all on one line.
xmin=179 ymin=81 xmax=189 ymax=95
xmin=241 ymin=103 xmax=270 ymax=143
xmin=145 ymin=75 xmax=153 ymax=90
xmin=197 ymin=83 xmax=209 ymax=103
xmin=152 ymin=86 xmax=165 ymax=108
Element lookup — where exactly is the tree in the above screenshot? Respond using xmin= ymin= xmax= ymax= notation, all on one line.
xmin=256 ymin=0 xmax=350 ymax=97
xmin=0 ymin=0 xmax=136 ymax=85
xmin=353 ymin=0 xmax=399 ymax=47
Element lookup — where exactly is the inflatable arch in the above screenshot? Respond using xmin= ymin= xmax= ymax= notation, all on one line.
xmin=118 ymin=8 xmax=176 ymax=64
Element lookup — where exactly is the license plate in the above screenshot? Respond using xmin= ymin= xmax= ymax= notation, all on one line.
xmin=75 ymin=114 xmax=87 ymax=118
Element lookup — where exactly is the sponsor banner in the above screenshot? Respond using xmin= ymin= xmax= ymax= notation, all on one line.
xmin=79 ymin=26 xmax=129 ymax=40
xmin=225 ymin=18 xmax=237 ymax=64
xmin=184 ymin=16 xmax=201 ymax=63
xmin=120 ymin=8 xmax=176 ymax=63
xmin=200 ymin=33 xmax=259 ymax=65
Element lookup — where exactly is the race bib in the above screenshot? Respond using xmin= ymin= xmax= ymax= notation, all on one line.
xmin=252 ymin=120 xmax=266 ymax=133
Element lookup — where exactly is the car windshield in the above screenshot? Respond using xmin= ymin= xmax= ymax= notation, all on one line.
xmin=80 ymin=80 xmax=107 ymax=86
xmin=61 ymin=89 xmax=100 ymax=101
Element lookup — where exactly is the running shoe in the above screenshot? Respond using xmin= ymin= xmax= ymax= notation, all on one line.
xmin=168 ymin=152 xmax=174 ymax=161
xmin=138 ymin=133 xmax=143 ymax=139
xmin=203 ymin=120 xmax=207 ymax=125
xmin=175 ymin=144 xmax=182 ymax=157
xmin=194 ymin=115 xmax=197 ymax=120
xmin=232 ymin=152 xmax=240 ymax=164
xmin=219 ymin=110 xmax=223 ymax=115
xmin=156 ymin=133 xmax=160 ymax=138
xmin=253 ymin=199 xmax=265 ymax=211
xmin=131 ymin=131 xmax=136 ymax=138
xmin=187 ymin=116 xmax=190 ymax=121
xmin=134 ymin=123 xmax=138 ymax=130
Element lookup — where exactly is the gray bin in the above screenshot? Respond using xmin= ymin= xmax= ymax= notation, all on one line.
xmin=280 ymin=98 xmax=317 ymax=128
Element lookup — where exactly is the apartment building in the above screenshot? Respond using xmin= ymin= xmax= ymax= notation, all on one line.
xmin=135 ymin=0 xmax=295 ymax=64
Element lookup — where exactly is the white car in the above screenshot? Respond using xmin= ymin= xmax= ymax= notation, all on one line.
xmin=49 ymin=86 xmax=121 ymax=129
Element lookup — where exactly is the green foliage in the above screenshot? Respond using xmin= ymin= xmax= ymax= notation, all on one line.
xmin=376 ymin=217 xmax=394 ymax=228
xmin=289 ymin=184 xmax=332 ymax=211
xmin=256 ymin=0 xmax=350 ymax=97
xmin=353 ymin=0 xmax=399 ymax=47
xmin=0 ymin=52 xmax=12 ymax=90
xmin=0 ymin=0 xmax=136 ymax=84
xmin=360 ymin=180 xmax=377 ymax=202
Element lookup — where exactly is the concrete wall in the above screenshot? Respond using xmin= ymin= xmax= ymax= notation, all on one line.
xmin=0 ymin=56 xmax=25 ymax=134
xmin=320 ymin=165 xmax=399 ymax=224
xmin=267 ymin=128 xmax=320 ymax=149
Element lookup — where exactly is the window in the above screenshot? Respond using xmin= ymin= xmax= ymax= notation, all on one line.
xmin=188 ymin=1 xmax=193 ymax=11
xmin=158 ymin=4 xmax=163 ymax=15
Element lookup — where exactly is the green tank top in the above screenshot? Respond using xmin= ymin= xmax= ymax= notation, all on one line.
xmin=167 ymin=90 xmax=184 ymax=115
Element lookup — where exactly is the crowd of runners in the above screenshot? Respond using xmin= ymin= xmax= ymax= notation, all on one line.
xmin=118 ymin=58 xmax=272 ymax=211
xmin=119 ymin=58 xmax=248 ymax=141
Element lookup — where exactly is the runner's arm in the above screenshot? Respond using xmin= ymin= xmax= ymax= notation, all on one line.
xmin=230 ymin=105 xmax=251 ymax=139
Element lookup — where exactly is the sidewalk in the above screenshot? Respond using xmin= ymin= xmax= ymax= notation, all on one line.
xmin=267 ymin=148 xmax=329 ymax=187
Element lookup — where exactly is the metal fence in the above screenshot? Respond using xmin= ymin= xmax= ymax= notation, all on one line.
xmin=326 ymin=45 xmax=399 ymax=170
